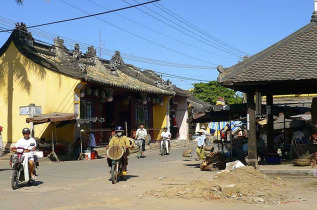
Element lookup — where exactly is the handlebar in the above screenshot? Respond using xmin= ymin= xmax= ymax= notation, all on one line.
xmin=11 ymin=147 xmax=30 ymax=153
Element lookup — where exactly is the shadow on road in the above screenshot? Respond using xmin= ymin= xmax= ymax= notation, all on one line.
xmin=16 ymin=181 xmax=44 ymax=189
xmin=184 ymin=163 xmax=200 ymax=168
xmin=0 ymin=169 xmax=11 ymax=172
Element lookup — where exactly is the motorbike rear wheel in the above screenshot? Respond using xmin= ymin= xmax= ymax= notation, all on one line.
xmin=161 ymin=142 xmax=166 ymax=156
xmin=11 ymin=170 xmax=18 ymax=190
xmin=111 ymin=164 xmax=117 ymax=184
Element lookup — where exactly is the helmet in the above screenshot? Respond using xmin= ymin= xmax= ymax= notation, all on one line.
xmin=115 ymin=126 xmax=124 ymax=132
xmin=22 ymin=128 xmax=30 ymax=134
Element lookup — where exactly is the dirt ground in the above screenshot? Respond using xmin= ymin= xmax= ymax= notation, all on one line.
xmin=0 ymin=147 xmax=316 ymax=210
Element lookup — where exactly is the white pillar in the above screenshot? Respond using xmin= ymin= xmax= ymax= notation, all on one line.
xmin=29 ymin=103 xmax=35 ymax=137
xmin=315 ymin=0 xmax=317 ymax=12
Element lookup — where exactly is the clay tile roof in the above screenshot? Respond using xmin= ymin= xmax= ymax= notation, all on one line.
xmin=218 ymin=20 xmax=317 ymax=85
xmin=2 ymin=25 xmax=175 ymax=95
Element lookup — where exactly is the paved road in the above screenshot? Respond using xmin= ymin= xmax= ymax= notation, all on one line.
xmin=0 ymin=147 xmax=213 ymax=210
xmin=0 ymin=147 xmax=316 ymax=210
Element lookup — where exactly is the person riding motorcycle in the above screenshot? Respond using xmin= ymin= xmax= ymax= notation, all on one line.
xmin=160 ymin=126 xmax=171 ymax=151
xmin=107 ymin=126 xmax=130 ymax=175
xmin=135 ymin=123 xmax=147 ymax=158
xmin=13 ymin=128 xmax=37 ymax=180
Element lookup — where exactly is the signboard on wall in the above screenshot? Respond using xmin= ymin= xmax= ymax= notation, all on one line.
xmin=19 ymin=106 xmax=42 ymax=116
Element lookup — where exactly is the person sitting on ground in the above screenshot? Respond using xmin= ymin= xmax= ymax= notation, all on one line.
xmin=107 ymin=126 xmax=130 ymax=175
xmin=135 ymin=123 xmax=147 ymax=158
xmin=196 ymin=129 xmax=206 ymax=161
xmin=14 ymin=128 xmax=37 ymax=180
xmin=160 ymin=126 xmax=171 ymax=150
xmin=292 ymin=129 xmax=306 ymax=144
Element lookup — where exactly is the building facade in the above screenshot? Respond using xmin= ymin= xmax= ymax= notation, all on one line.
xmin=0 ymin=23 xmax=175 ymax=147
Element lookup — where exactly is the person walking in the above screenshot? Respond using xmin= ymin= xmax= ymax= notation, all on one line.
xmin=196 ymin=129 xmax=205 ymax=161
xmin=135 ymin=123 xmax=147 ymax=158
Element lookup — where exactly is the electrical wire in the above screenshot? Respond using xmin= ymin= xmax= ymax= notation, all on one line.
xmin=0 ymin=0 xmax=160 ymax=32
xmin=0 ymin=19 xmax=217 ymax=69
xmin=87 ymin=0 xmax=236 ymax=61
xmin=153 ymin=1 xmax=249 ymax=56
xmin=123 ymin=0 xmax=243 ymax=57
xmin=57 ymin=0 xmax=217 ymax=65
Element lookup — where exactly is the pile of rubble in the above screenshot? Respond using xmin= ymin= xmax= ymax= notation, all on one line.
xmin=150 ymin=167 xmax=287 ymax=204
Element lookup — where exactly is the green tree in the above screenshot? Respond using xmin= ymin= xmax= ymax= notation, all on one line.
xmin=191 ymin=81 xmax=243 ymax=105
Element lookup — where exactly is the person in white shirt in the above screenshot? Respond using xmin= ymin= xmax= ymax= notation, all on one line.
xmin=89 ymin=132 xmax=96 ymax=151
xmin=136 ymin=123 xmax=147 ymax=157
xmin=14 ymin=128 xmax=37 ymax=180
xmin=161 ymin=126 xmax=171 ymax=150
xmin=196 ymin=129 xmax=206 ymax=160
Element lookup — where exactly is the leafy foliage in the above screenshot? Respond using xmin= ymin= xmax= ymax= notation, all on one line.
xmin=15 ymin=0 xmax=23 ymax=4
xmin=191 ymin=81 xmax=243 ymax=105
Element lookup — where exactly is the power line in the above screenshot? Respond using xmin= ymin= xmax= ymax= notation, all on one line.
xmin=123 ymin=0 xmax=243 ymax=57
xmin=0 ymin=19 xmax=217 ymax=69
xmin=0 ymin=0 xmax=160 ymax=33
xmin=143 ymin=69 xmax=211 ymax=82
xmin=57 ymin=0 xmax=216 ymax=65
xmin=87 ymin=0 xmax=236 ymax=61
xmin=153 ymin=1 xmax=248 ymax=56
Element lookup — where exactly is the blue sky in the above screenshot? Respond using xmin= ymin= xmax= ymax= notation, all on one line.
xmin=0 ymin=0 xmax=314 ymax=89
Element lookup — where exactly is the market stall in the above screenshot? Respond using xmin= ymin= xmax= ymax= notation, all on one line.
xmin=26 ymin=113 xmax=77 ymax=162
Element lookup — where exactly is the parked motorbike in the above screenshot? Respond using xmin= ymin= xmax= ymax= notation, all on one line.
xmin=107 ymin=145 xmax=125 ymax=184
xmin=160 ymin=138 xmax=170 ymax=156
xmin=10 ymin=143 xmax=38 ymax=190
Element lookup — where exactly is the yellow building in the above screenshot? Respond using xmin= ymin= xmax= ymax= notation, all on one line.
xmin=0 ymin=23 xmax=174 ymax=147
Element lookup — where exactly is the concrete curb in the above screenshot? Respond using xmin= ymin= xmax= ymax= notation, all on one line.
xmin=260 ymin=169 xmax=317 ymax=177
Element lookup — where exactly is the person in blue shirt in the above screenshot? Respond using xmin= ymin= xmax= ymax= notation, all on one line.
xmin=196 ymin=129 xmax=206 ymax=161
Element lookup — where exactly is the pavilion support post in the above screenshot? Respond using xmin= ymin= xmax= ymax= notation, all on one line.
xmin=266 ymin=94 xmax=274 ymax=151
xmin=247 ymin=92 xmax=257 ymax=168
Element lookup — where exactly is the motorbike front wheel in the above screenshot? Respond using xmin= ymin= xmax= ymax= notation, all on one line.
xmin=11 ymin=170 xmax=18 ymax=190
xmin=111 ymin=164 xmax=118 ymax=184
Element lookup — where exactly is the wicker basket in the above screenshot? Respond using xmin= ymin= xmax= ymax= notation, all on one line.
xmin=292 ymin=159 xmax=311 ymax=166
xmin=107 ymin=145 xmax=124 ymax=160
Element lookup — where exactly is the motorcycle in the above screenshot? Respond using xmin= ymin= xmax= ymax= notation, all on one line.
xmin=10 ymin=143 xmax=39 ymax=190
xmin=135 ymin=139 xmax=143 ymax=159
xmin=160 ymin=138 xmax=170 ymax=156
xmin=107 ymin=145 xmax=125 ymax=184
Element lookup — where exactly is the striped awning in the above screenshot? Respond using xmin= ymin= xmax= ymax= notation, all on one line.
xmin=208 ymin=121 xmax=242 ymax=134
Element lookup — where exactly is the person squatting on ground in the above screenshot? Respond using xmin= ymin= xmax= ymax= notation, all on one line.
xmin=107 ymin=126 xmax=130 ymax=175
xmin=160 ymin=126 xmax=171 ymax=151
xmin=196 ymin=129 xmax=205 ymax=161
xmin=14 ymin=128 xmax=37 ymax=180
xmin=135 ymin=123 xmax=147 ymax=158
